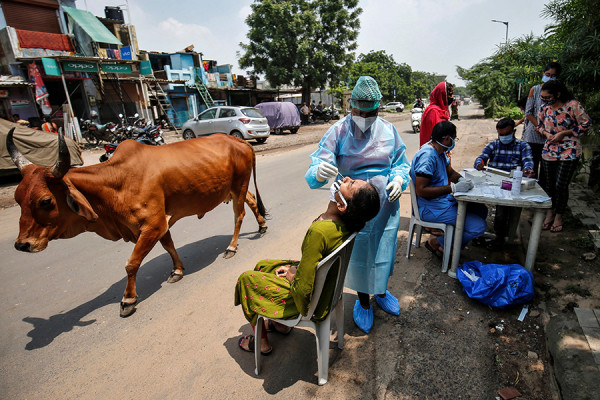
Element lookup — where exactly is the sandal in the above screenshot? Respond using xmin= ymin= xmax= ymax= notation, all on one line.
xmin=550 ymin=224 xmax=563 ymax=233
xmin=542 ymin=222 xmax=552 ymax=231
xmin=424 ymin=240 xmax=443 ymax=259
xmin=238 ymin=334 xmax=272 ymax=356
xmin=266 ymin=320 xmax=293 ymax=335
xmin=425 ymin=228 xmax=444 ymax=236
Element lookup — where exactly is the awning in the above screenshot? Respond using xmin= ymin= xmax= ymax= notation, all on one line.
xmin=62 ymin=6 xmax=122 ymax=45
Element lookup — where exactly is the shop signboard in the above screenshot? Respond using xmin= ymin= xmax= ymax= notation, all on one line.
xmin=62 ymin=61 xmax=98 ymax=73
xmin=120 ymin=46 xmax=133 ymax=60
xmin=140 ymin=60 xmax=153 ymax=76
xmin=102 ymin=64 xmax=132 ymax=74
xmin=41 ymin=58 xmax=61 ymax=76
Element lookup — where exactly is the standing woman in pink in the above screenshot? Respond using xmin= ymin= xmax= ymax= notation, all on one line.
xmin=420 ymin=82 xmax=453 ymax=147
xmin=538 ymin=80 xmax=591 ymax=233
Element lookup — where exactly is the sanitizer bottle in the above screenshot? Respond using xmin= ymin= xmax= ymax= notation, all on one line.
xmin=512 ymin=166 xmax=523 ymax=195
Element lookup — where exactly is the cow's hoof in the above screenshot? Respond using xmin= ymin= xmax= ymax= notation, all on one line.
xmin=223 ymin=249 xmax=236 ymax=259
xmin=120 ymin=300 xmax=137 ymax=318
xmin=258 ymin=226 xmax=268 ymax=234
xmin=167 ymin=271 xmax=183 ymax=283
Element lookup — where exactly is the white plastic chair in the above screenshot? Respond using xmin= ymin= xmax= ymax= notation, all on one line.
xmin=406 ymin=179 xmax=455 ymax=272
xmin=254 ymin=232 xmax=357 ymax=385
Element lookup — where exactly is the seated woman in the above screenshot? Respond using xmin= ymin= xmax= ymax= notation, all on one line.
xmin=235 ymin=177 xmax=381 ymax=355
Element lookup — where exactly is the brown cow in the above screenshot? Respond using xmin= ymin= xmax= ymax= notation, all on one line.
xmin=7 ymin=129 xmax=267 ymax=317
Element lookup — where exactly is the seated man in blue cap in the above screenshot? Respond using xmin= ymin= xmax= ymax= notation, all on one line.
xmin=304 ymin=76 xmax=411 ymax=333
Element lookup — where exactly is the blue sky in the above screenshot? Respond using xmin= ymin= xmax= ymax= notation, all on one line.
xmin=80 ymin=0 xmax=552 ymax=85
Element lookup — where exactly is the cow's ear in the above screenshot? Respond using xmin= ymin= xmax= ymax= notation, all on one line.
xmin=63 ymin=178 xmax=98 ymax=222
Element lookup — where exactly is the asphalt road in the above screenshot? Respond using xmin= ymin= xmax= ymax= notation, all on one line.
xmin=0 ymin=110 xmax=428 ymax=399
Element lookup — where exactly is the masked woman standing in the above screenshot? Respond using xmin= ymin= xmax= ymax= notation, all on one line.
xmin=538 ymin=80 xmax=591 ymax=233
xmin=304 ymin=76 xmax=411 ymax=334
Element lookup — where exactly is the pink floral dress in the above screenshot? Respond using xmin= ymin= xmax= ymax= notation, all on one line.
xmin=539 ymin=99 xmax=591 ymax=161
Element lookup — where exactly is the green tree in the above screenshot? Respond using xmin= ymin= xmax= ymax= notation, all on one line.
xmin=457 ymin=34 xmax=559 ymax=117
xmin=347 ymin=51 xmax=412 ymax=103
xmin=239 ymin=0 xmax=362 ymax=103
xmin=346 ymin=50 xmax=437 ymax=105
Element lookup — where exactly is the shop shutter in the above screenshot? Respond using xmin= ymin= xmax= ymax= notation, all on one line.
xmin=1 ymin=1 xmax=61 ymax=34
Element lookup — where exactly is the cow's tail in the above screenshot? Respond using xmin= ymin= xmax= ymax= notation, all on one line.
xmin=251 ymin=147 xmax=269 ymax=219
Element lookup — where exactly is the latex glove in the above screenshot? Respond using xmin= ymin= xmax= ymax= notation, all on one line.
xmin=451 ymin=179 xmax=474 ymax=193
xmin=386 ymin=176 xmax=404 ymax=202
xmin=316 ymin=161 xmax=338 ymax=182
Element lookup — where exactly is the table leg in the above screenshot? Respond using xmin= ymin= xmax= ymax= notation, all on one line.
xmin=525 ymin=209 xmax=545 ymax=270
xmin=448 ymin=200 xmax=467 ymax=279
xmin=507 ymin=207 xmax=523 ymax=244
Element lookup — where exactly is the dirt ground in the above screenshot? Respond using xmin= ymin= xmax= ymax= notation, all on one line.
xmin=2 ymin=107 xmax=599 ymax=398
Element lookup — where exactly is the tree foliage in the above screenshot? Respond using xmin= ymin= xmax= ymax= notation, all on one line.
xmin=239 ymin=0 xmax=362 ymax=103
xmin=347 ymin=50 xmax=438 ymax=104
xmin=457 ymin=34 xmax=559 ymax=117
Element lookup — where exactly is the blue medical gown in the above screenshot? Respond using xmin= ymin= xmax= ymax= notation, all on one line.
xmin=305 ymin=115 xmax=410 ymax=294
xmin=409 ymin=145 xmax=456 ymax=220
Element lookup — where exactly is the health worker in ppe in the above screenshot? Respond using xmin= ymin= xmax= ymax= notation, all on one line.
xmin=305 ymin=76 xmax=410 ymax=334
xmin=410 ymin=121 xmax=487 ymax=256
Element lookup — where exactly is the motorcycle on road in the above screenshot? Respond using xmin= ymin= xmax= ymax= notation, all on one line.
xmin=411 ymin=107 xmax=423 ymax=133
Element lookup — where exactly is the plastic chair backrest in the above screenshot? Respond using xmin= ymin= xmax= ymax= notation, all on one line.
xmin=409 ymin=178 xmax=419 ymax=219
xmin=304 ymin=232 xmax=357 ymax=319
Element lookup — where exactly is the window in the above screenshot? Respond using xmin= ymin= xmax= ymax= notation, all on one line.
xmin=199 ymin=109 xmax=216 ymax=120
xmin=241 ymin=108 xmax=264 ymax=118
xmin=219 ymin=108 xmax=236 ymax=118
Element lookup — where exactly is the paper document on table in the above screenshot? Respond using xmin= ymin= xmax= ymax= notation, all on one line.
xmin=458 ymin=186 xmax=513 ymax=199
xmin=518 ymin=194 xmax=551 ymax=203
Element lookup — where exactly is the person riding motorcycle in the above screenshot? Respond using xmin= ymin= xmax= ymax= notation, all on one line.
xmin=414 ymin=98 xmax=425 ymax=109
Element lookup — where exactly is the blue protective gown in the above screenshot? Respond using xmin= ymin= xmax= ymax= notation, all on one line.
xmin=305 ymin=114 xmax=410 ymax=294
xmin=410 ymin=144 xmax=487 ymax=248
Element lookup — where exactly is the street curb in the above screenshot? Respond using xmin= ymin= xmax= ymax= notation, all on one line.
xmin=546 ymin=313 xmax=600 ymax=400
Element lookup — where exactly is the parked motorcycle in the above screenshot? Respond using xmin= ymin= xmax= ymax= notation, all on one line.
xmin=99 ymin=123 xmax=165 ymax=162
xmin=311 ymin=108 xmax=332 ymax=123
xmin=411 ymin=107 xmax=423 ymax=133
xmin=81 ymin=119 xmax=117 ymax=145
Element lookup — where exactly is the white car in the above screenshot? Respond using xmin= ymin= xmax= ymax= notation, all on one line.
xmin=181 ymin=106 xmax=270 ymax=143
xmin=380 ymin=102 xmax=405 ymax=112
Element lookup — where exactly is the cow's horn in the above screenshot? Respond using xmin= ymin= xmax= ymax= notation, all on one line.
xmin=50 ymin=132 xmax=71 ymax=178
xmin=6 ymin=127 xmax=32 ymax=172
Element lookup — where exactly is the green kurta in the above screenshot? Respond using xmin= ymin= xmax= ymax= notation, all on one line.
xmin=234 ymin=220 xmax=350 ymax=326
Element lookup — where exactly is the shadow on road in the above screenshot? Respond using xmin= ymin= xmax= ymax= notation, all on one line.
xmin=21 ymin=232 xmax=265 ymax=350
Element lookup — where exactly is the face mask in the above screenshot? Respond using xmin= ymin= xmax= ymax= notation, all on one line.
xmin=352 ymin=115 xmax=376 ymax=132
xmin=542 ymin=98 xmax=557 ymax=106
xmin=499 ymin=134 xmax=514 ymax=145
xmin=541 ymin=75 xmax=555 ymax=83
xmin=329 ymin=180 xmax=347 ymax=207
xmin=436 ymin=137 xmax=455 ymax=151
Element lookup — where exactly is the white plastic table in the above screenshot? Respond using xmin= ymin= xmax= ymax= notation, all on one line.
xmin=447 ymin=170 xmax=552 ymax=278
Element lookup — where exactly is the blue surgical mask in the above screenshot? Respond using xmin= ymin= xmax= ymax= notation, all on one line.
xmin=436 ymin=137 xmax=455 ymax=151
xmin=499 ymin=134 xmax=514 ymax=145
xmin=541 ymin=75 xmax=555 ymax=83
